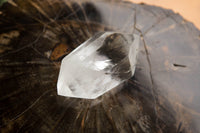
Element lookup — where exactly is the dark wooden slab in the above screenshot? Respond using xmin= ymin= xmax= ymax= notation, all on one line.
xmin=0 ymin=0 xmax=200 ymax=132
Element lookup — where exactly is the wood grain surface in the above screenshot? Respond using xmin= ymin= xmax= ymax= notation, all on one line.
xmin=0 ymin=0 xmax=200 ymax=132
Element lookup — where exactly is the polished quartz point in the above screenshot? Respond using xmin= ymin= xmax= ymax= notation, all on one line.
xmin=57 ymin=32 xmax=140 ymax=99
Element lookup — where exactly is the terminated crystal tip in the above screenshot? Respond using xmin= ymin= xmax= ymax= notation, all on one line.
xmin=57 ymin=32 xmax=140 ymax=99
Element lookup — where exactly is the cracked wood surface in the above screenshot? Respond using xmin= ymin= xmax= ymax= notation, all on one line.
xmin=0 ymin=0 xmax=200 ymax=133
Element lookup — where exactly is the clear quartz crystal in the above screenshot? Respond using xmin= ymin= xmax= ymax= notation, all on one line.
xmin=57 ymin=32 xmax=140 ymax=99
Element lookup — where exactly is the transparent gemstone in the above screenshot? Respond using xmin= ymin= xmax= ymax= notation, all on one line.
xmin=57 ymin=32 xmax=140 ymax=99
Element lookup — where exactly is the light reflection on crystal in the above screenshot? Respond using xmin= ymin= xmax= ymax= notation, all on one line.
xmin=57 ymin=32 xmax=140 ymax=99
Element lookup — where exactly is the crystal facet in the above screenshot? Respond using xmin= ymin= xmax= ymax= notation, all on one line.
xmin=57 ymin=32 xmax=140 ymax=99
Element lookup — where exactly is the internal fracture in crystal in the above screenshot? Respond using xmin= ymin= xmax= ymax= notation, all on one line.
xmin=57 ymin=32 xmax=140 ymax=99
